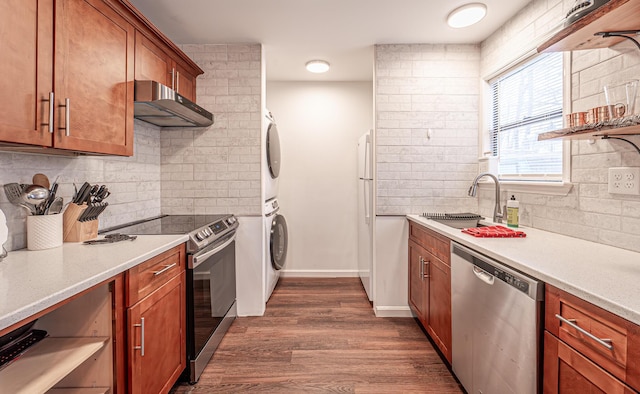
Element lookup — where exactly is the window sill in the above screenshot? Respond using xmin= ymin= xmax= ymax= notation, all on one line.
xmin=477 ymin=180 xmax=573 ymax=196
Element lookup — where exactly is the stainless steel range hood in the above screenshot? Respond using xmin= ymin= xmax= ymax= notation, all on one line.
xmin=134 ymin=80 xmax=214 ymax=127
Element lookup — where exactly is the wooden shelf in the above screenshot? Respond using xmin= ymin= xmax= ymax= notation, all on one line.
xmin=538 ymin=0 xmax=640 ymax=52
xmin=538 ymin=123 xmax=640 ymax=141
xmin=0 ymin=337 xmax=108 ymax=394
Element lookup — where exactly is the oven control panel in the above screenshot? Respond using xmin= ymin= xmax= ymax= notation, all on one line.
xmin=190 ymin=214 xmax=238 ymax=250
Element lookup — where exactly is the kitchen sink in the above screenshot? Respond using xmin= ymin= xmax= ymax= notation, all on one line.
xmin=421 ymin=213 xmax=485 ymax=229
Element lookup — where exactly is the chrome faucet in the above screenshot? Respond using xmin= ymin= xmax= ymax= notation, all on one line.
xmin=468 ymin=172 xmax=503 ymax=223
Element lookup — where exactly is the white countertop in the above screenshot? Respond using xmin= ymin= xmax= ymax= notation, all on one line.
xmin=0 ymin=235 xmax=188 ymax=332
xmin=407 ymin=215 xmax=640 ymax=326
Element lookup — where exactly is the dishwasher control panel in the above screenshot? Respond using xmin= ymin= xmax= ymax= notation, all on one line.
xmin=492 ymin=267 xmax=530 ymax=294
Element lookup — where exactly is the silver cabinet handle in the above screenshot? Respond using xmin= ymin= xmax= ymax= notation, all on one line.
xmin=555 ymin=314 xmax=613 ymax=350
xmin=419 ymin=256 xmax=424 ymax=279
xmin=152 ymin=262 xmax=177 ymax=276
xmin=133 ymin=317 xmax=145 ymax=356
xmin=170 ymin=68 xmax=175 ymax=90
xmin=43 ymin=92 xmax=54 ymax=133
xmin=176 ymin=70 xmax=180 ymax=92
xmin=59 ymin=98 xmax=70 ymax=136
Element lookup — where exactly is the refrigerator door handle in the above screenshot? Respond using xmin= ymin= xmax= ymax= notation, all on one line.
xmin=363 ymin=179 xmax=370 ymax=225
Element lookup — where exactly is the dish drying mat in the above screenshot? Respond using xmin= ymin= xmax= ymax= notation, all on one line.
xmin=462 ymin=226 xmax=526 ymax=238
xmin=421 ymin=213 xmax=483 ymax=220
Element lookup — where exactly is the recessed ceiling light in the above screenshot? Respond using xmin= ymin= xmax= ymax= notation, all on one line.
xmin=447 ymin=3 xmax=487 ymax=28
xmin=306 ymin=60 xmax=330 ymax=73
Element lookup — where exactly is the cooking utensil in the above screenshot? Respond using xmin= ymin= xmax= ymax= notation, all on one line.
xmin=22 ymin=185 xmax=49 ymax=215
xmin=3 ymin=183 xmax=24 ymax=206
xmin=83 ymin=233 xmax=136 ymax=245
xmin=46 ymin=197 xmax=63 ymax=215
xmin=32 ymin=174 xmax=50 ymax=190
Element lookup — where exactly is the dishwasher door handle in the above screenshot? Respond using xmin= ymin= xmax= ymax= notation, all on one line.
xmin=473 ymin=266 xmax=494 ymax=285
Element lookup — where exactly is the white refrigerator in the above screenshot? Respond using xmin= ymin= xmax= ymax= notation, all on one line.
xmin=357 ymin=130 xmax=374 ymax=301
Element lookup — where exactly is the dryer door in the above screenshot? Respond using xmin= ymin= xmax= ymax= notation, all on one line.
xmin=269 ymin=214 xmax=288 ymax=270
xmin=266 ymin=122 xmax=281 ymax=179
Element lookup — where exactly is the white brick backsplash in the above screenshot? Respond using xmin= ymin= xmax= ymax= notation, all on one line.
xmin=0 ymin=120 xmax=162 ymax=251
xmin=476 ymin=0 xmax=640 ymax=252
xmin=375 ymin=43 xmax=479 ymax=215
xmin=163 ymin=44 xmax=262 ymax=215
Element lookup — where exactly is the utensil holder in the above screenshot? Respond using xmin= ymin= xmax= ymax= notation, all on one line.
xmin=63 ymin=203 xmax=98 ymax=242
xmin=27 ymin=214 xmax=63 ymax=250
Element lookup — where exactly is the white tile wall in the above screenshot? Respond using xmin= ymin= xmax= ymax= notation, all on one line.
xmin=375 ymin=44 xmax=480 ymax=215
xmin=161 ymin=44 xmax=262 ymax=216
xmin=0 ymin=120 xmax=161 ymax=251
xmin=480 ymin=0 xmax=640 ymax=252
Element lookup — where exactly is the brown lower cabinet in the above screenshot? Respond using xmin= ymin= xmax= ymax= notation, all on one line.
xmin=544 ymin=284 xmax=640 ymax=393
xmin=126 ymin=244 xmax=186 ymax=394
xmin=408 ymin=221 xmax=452 ymax=363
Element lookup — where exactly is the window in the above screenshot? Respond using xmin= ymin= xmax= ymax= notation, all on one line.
xmin=489 ymin=52 xmax=564 ymax=182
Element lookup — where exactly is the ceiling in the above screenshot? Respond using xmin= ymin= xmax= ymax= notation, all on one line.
xmin=128 ymin=0 xmax=532 ymax=81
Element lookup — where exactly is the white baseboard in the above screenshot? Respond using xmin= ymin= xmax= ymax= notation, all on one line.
xmin=280 ymin=270 xmax=359 ymax=278
xmin=374 ymin=305 xmax=414 ymax=318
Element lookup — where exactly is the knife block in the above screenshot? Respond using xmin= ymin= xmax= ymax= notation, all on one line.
xmin=63 ymin=203 xmax=98 ymax=242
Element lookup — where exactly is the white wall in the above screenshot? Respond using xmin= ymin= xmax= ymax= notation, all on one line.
xmin=266 ymin=81 xmax=373 ymax=276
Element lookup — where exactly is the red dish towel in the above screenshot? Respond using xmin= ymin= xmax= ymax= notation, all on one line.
xmin=461 ymin=225 xmax=526 ymax=238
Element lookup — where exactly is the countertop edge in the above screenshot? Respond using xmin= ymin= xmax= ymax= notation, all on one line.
xmin=0 ymin=235 xmax=188 ymax=332
xmin=406 ymin=215 xmax=640 ymax=326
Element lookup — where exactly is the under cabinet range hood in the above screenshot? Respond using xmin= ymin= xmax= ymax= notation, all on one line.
xmin=133 ymin=80 xmax=214 ymax=127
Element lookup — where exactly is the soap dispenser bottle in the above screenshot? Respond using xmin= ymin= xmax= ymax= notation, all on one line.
xmin=506 ymin=195 xmax=519 ymax=228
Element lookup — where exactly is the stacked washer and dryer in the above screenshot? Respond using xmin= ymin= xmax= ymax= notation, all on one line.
xmin=263 ymin=111 xmax=288 ymax=302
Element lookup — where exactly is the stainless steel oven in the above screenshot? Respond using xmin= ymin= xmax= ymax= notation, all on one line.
xmin=101 ymin=214 xmax=239 ymax=383
xmin=187 ymin=230 xmax=236 ymax=383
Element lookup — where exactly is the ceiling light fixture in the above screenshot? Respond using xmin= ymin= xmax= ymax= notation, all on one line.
xmin=447 ymin=3 xmax=487 ymax=28
xmin=305 ymin=60 xmax=330 ymax=73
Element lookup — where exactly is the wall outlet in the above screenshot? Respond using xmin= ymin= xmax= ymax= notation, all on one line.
xmin=608 ymin=167 xmax=640 ymax=195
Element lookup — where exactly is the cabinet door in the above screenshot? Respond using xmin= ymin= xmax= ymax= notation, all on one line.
xmin=408 ymin=239 xmax=429 ymax=325
xmin=427 ymin=256 xmax=452 ymax=362
xmin=54 ymin=0 xmax=134 ymax=156
xmin=174 ymin=62 xmax=196 ymax=102
xmin=134 ymin=32 xmax=172 ymax=87
xmin=0 ymin=0 xmax=53 ymax=146
xmin=543 ymin=331 xmax=635 ymax=394
xmin=128 ymin=272 xmax=186 ymax=394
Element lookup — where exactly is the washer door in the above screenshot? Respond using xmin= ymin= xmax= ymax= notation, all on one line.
xmin=266 ymin=122 xmax=281 ymax=179
xmin=269 ymin=214 xmax=288 ymax=270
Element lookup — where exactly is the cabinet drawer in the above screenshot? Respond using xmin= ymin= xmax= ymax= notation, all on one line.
xmin=409 ymin=222 xmax=450 ymax=264
xmin=543 ymin=331 xmax=635 ymax=394
xmin=126 ymin=244 xmax=185 ymax=306
xmin=545 ymin=285 xmax=640 ymax=391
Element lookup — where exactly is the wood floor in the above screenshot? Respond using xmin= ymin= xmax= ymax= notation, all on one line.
xmin=170 ymin=277 xmax=463 ymax=393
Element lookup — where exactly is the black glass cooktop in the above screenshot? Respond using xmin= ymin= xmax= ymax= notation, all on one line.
xmin=101 ymin=214 xmax=229 ymax=236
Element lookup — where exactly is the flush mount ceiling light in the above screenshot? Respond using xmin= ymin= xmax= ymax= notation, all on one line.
xmin=305 ymin=60 xmax=330 ymax=73
xmin=447 ymin=3 xmax=487 ymax=28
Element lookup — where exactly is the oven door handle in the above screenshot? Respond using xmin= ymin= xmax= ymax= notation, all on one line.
xmin=191 ymin=233 xmax=237 ymax=269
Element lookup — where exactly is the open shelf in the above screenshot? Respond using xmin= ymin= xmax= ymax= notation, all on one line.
xmin=0 ymin=337 xmax=108 ymax=393
xmin=538 ymin=0 xmax=640 ymax=52
xmin=538 ymin=123 xmax=640 ymax=141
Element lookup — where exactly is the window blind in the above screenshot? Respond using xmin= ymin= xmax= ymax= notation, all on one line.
xmin=490 ymin=52 xmax=564 ymax=181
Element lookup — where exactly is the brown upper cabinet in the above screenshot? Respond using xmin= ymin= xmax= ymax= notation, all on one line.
xmin=0 ymin=0 xmax=204 ymax=156
xmin=0 ymin=0 xmax=134 ymax=156
xmin=539 ymin=0 xmax=640 ymax=52
xmin=134 ymin=32 xmax=197 ymax=102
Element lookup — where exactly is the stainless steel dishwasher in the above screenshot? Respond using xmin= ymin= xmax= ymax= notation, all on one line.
xmin=451 ymin=242 xmax=544 ymax=394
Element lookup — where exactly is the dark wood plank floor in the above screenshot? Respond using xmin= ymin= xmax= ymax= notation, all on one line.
xmin=171 ymin=277 xmax=463 ymax=393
